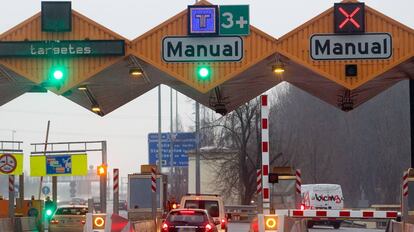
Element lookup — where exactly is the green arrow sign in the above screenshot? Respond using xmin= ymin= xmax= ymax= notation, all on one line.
xmin=219 ymin=5 xmax=250 ymax=36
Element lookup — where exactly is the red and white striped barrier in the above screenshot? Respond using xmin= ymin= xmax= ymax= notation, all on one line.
xmin=9 ymin=175 xmax=14 ymax=192
xmin=151 ymin=167 xmax=156 ymax=193
xmin=295 ymin=169 xmax=301 ymax=195
xmin=290 ymin=209 xmax=398 ymax=219
xmin=113 ymin=169 xmax=119 ymax=194
xmin=403 ymin=170 xmax=409 ymax=197
xmin=261 ymin=95 xmax=270 ymax=214
xmin=257 ymin=169 xmax=262 ymax=195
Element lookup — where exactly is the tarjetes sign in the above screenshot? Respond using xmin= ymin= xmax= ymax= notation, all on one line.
xmin=0 ymin=40 xmax=125 ymax=57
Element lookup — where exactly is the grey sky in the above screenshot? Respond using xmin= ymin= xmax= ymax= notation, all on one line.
xmin=0 ymin=0 xmax=412 ymax=176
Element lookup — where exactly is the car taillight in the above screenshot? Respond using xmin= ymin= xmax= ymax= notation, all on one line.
xmin=161 ymin=222 xmax=169 ymax=232
xmin=221 ymin=218 xmax=227 ymax=229
xmin=50 ymin=219 xmax=59 ymax=224
xmin=300 ymin=204 xmax=305 ymax=210
xmin=81 ymin=219 xmax=86 ymax=225
xmin=205 ymin=223 xmax=213 ymax=232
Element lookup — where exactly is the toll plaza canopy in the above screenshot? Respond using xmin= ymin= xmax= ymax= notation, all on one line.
xmin=0 ymin=0 xmax=413 ymax=116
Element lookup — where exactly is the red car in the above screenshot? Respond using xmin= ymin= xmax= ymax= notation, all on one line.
xmin=162 ymin=209 xmax=219 ymax=232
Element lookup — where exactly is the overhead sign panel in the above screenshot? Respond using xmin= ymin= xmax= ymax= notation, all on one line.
xmin=46 ymin=155 xmax=72 ymax=175
xmin=334 ymin=3 xmax=365 ymax=34
xmin=310 ymin=33 xmax=392 ymax=60
xmin=0 ymin=40 xmax=125 ymax=57
xmin=30 ymin=154 xmax=87 ymax=176
xmin=188 ymin=5 xmax=219 ymax=36
xmin=148 ymin=132 xmax=196 ymax=167
xmin=162 ymin=36 xmax=243 ymax=62
xmin=219 ymin=5 xmax=250 ymax=36
xmin=0 ymin=153 xmax=23 ymax=175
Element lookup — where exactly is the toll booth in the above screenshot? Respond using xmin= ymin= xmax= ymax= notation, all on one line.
xmin=269 ymin=167 xmax=297 ymax=210
xmin=404 ymin=168 xmax=414 ymax=223
xmin=127 ymin=166 xmax=168 ymax=221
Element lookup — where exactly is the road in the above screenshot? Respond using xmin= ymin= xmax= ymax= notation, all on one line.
xmin=310 ymin=227 xmax=384 ymax=232
xmin=227 ymin=223 xmax=385 ymax=232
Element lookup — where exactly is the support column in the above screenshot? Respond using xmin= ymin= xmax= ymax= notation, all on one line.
xmin=113 ymin=169 xmax=119 ymax=215
xmin=8 ymin=175 xmax=15 ymax=221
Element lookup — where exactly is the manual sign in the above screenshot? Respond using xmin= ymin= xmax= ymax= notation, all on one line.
xmin=310 ymin=33 xmax=392 ymax=60
xmin=162 ymin=36 xmax=243 ymax=62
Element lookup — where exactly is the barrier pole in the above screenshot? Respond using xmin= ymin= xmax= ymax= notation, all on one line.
xmin=403 ymin=169 xmax=409 ymax=223
xmin=113 ymin=168 xmax=119 ymax=215
xmin=261 ymin=95 xmax=270 ymax=214
xmin=8 ymin=175 xmax=15 ymax=223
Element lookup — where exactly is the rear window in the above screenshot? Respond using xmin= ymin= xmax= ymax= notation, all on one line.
xmin=55 ymin=207 xmax=88 ymax=215
xmin=184 ymin=200 xmax=220 ymax=217
xmin=168 ymin=210 xmax=207 ymax=223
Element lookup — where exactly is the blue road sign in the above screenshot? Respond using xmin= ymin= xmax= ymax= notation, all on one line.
xmin=188 ymin=5 xmax=219 ymax=36
xmin=46 ymin=155 xmax=72 ymax=175
xmin=42 ymin=186 xmax=50 ymax=195
xmin=148 ymin=132 xmax=196 ymax=167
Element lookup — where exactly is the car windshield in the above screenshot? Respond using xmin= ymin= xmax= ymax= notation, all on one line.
xmin=168 ymin=210 xmax=207 ymax=223
xmin=184 ymin=200 xmax=220 ymax=217
xmin=55 ymin=207 xmax=88 ymax=215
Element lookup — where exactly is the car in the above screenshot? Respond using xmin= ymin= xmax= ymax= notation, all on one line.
xmin=180 ymin=194 xmax=227 ymax=232
xmin=49 ymin=205 xmax=88 ymax=232
xmin=161 ymin=209 xmax=219 ymax=232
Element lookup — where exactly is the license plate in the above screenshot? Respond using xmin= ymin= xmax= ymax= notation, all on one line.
xmin=177 ymin=228 xmax=196 ymax=232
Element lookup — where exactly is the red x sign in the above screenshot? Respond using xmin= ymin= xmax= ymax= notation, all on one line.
xmin=334 ymin=3 xmax=365 ymax=34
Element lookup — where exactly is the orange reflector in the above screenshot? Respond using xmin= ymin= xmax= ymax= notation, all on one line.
xmin=93 ymin=216 xmax=105 ymax=228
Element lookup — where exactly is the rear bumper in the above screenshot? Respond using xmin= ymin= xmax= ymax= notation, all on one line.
xmin=49 ymin=225 xmax=85 ymax=232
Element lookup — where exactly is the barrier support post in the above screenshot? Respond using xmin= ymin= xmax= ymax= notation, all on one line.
xmin=8 ymin=175 xmax=15 ymax=223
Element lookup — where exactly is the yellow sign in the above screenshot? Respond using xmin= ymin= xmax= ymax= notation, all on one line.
xmin=0 ymin=153 xmax=23 ymax=175
xmin=30 ymin=154 xmax=88 ymax=176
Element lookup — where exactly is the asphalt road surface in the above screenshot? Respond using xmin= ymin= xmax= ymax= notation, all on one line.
xmin=227 ymin=223 xmax=385 ymax=232
xmin=310 ymin=226 xmax=384 ymax=232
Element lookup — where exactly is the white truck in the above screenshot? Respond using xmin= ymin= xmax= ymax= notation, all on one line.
xmin=301 ymin=184 xmax=344 ymax=229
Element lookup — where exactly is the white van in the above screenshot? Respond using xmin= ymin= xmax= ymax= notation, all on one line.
xmin=301 ymin=184 xmax=344 ymax=229
xmin=180 ymin=194 xmax=227 ymax=232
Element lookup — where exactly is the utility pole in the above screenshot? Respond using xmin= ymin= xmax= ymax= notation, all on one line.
xmin=170 ymin=87 xmax=174 ymax=193
xmin=39 ymin=120 xmax=50 ymax=200
xmin=195 ymin=102 xmax=200 ymax=194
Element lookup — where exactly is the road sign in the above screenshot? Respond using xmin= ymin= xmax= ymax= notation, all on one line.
xmin=187 ymin=5 xmax=219 ymax=36
xmin=310 ymin=33 xmax=392 ymax=60
xmin=334 ymin=2 xmax=365 ymax=34
xmin=30 ymin=154 xmax=87 ymax=176
xmin=46 ymin=155 xmax=72 ymax=175
xmin=162 ymin=36 xmax=243 ymax=62
xmin=219 ymin=5 xmax=250 ymax=36
xmin=148 ymin=132 xmax=196 ymax=167
xmin=0 ymin=154 xmax=17 ymax=174
xmin=42 ymin=186 xmax=50 ymax=195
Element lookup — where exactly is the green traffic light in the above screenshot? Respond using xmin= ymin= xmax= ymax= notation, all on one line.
xmin=53 ymin=70 xmax=64 ymax=80
xmin=46 ymin=209 xmax=53 ymax=216
xmin=197 ymin=66 xmax=211 ymax=80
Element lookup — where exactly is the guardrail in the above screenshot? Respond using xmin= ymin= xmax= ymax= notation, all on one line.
xmin=225 ymin=205 xmax=257 ymax=222
xmin=386 ymin=220 xmax=414 ymax=232
xmin=0 ymin=218 xmax=13 ymax=232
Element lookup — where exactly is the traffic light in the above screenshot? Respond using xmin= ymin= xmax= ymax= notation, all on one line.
xmin=196 ymin=65 xmax=211 ymax=81
xmin=46 ymin=65 xmax=67 ymax=89
xmin=97 ymin=164 xmax=107 ymax=176
xmin=92 ymin=214 xmax=106 ymax=230
xmin=264 ymin=215 xmax=278 ymax=231
xmin=44 ymin=198 xmax=57 ymax=220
